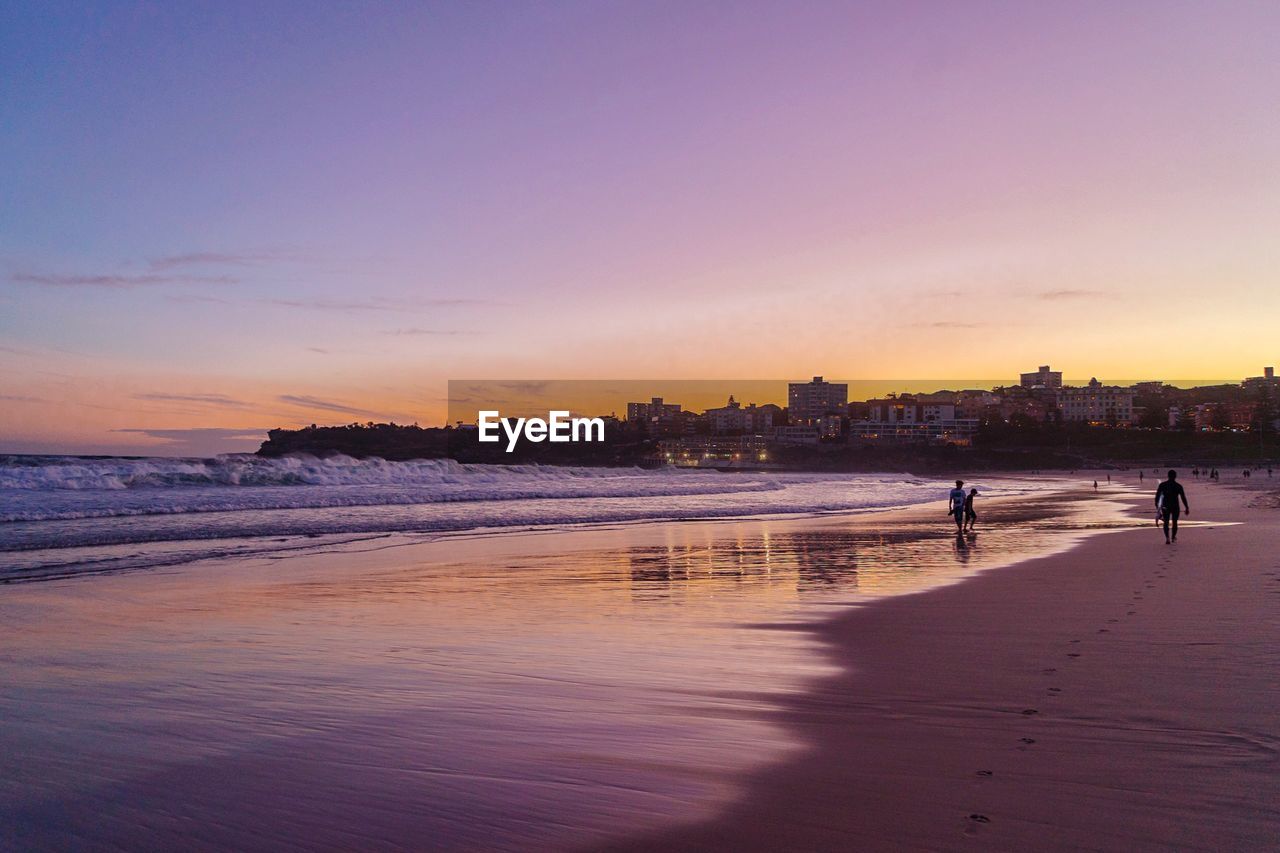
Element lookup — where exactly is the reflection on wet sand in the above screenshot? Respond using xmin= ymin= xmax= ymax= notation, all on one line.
xmin=0 ymin=490 xmax=1143 ymax=851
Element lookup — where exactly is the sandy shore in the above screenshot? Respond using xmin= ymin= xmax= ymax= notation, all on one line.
xmin=607 ymin=482 xmax=1280 ymax=851
xmin=3 ymin=477 xmax=1275 ymax=850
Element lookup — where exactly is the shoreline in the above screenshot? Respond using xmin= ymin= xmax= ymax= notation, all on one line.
xmin=604 ymin=483 xmax=1280 ymax=851
xmin=4 ymin=477 xmax=1272 ymax=849
xmin=0 ymin=479 xmax=1133 ymax=851
xmin=0 ymin=471 xmax=1079 ymax=585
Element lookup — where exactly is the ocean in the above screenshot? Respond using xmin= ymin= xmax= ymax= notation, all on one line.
xmin=0 ymin=454 xmax=1061 ymax=581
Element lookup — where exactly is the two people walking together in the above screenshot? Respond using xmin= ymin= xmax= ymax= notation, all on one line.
xmin=948 ymin=480 xmax=978 ymax=533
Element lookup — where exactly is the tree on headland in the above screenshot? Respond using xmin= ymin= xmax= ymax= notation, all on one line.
xmin=1137 ymin=405 xmax=1169 ymax=429
xmin=1210 ymin=404 xmax=1231 ymax=431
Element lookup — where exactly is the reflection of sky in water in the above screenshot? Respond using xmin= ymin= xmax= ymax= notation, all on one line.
xmin=0 ymin=491 xmax=1141 ymax=850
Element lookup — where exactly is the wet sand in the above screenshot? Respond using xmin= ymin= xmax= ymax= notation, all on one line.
xmin=1 ymin=482 xmax=1127 ymax=851
xmin=4 ymin=479 xmax=1274 ymax=850
xmin=609 ymin=482 xmax=1280 ymax=851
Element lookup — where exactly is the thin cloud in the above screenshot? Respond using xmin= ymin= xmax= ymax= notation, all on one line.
xmin=133 ymin=392 xmax=253 ymax=409
xmin=263 ymin=297 xmax=492 ymax=312
xmin=912 ymin=321 xmax=985 ymax=329
xmin=167 ymin=293 xmax=235 ymax=305
xmin=12 ymin=272 xmax=237 ymax=288
xmin=149 ymin=251 xmax=285 ymax=271
xmin=113 ymin=427 xmax=269 ymax=440
xmin=384 ymin=328 xmax=475 ymax=336
xmin=278 ymin=394 xmax=383 ymax=417
xmin=110 ymin=427 xmax=270 ymax=453
xmin=497 ymin=381 xmax=551 ymax=395
xmin=1035 ymin=289 xmax=1108 ymax=301
xmin=0 ymin=393 xmax=43 ymax=403
xmin=307 ymin=347 xmax=331 ymax=354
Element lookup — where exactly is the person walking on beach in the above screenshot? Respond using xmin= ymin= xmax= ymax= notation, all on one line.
xmin=963 ymin=488 xmax=978 ymax=532
xmin=948 ymin=480 xmax=967 ymax=533
xmin=1155 ymin=470 xmax=1190 ymax=544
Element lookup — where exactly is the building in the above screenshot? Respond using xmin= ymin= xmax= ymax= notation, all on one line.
xmin=1020 ymin=365 xmax=1063 ymax=390
xmin=1195 ymin=402 xmax=1259 ymax=431
xmin=788 ymin=376 xmax=848 ymax=424
xmin=818 ymin=413 xmax=845 ymax=439
xmin=627 ymin=396 xmax=680 ymax=422
xmin=955 ymin=390 xmax=1001 ymax=420
xmin=859 ymin=396 xmax=978 ymax=444
xmin=1243 ymin=366 xmax=1277 ymax=390
xmin=703 ymin=396 xmax=775 ymax=434
xmin=626 ymin=397 xmax=684 ymax=435
xmin=1055 ymin=378 xmax=1135 ymax=425
xmin=770 ymin=425 xmax=821 ymax=445
xmin=850 ymin=418 xmax=978 ymax=445
xmin=997 ymin=396 xmax=1054 ymax=424
xmin=756 ymin=403 xmax=785 ymax=425
xmin=866 ymin=396 xmax=957 ymax=423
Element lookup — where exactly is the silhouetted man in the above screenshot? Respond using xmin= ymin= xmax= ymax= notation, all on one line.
xmin=948 ymin=480 xmax=967 ymax=533
xmin=1155 ymin=470 xmax=1190 ymax=544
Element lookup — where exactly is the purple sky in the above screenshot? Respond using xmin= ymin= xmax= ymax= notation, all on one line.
xmin=2 ymin=2 xmax=1278 ymax=454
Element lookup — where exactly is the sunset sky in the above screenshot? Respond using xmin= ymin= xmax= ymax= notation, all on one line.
xmin=2 ymin=2 xmax=1278 ymax=454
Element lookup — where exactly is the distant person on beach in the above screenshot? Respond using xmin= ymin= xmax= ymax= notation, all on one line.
xmin=1093 ymin=480 xmax=1098 ymax=491
xmin=963 ymin=488 xmax=978 ymax=532
xmin=1155 ymin=470 xmax=1190 ymax=544
xmin=948 ymin=480 xmax=967 ymax=532
xmin=1140 ymin=471 xmax=1144 ymax=483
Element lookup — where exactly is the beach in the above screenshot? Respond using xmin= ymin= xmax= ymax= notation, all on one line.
xmin=2 ymin=474 xmax=1277 ymax=850
xmin=613 ymin=480 xmax=1280 ymax=851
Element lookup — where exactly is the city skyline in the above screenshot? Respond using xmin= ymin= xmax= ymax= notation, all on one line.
xmin=4 ymin=2 xmax=1279 ymax=455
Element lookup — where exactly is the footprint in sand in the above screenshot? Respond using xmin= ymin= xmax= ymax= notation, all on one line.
xmin=1127 ymin=610 xmax=1137 ymax=615
xmin=1019 ymin=737 xmax=1036 ymax=744
xmin=1042 ymin=668 xmax=1057 ymax=674
xmin=1107 ymin=618 xmax=1119 ymax=623
xmin=976 ymin=770 xmax=993 ymax=777
xmin=1067 ymin=653 xmax=1081 ymax=658
xmin=1047 ymin=687 xmax=1062 ymax=693
xmin=968 ymin=814 xmax=991 ymax=823
xmin=1098 ymin=628 xmax=1110 ymax=633
xmin=1069 ymin=639 xmax=1081 ymax=644
xmin=1021 ymin=709 xmax=1039 ymax=715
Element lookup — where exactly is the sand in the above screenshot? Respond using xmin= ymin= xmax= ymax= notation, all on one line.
xmin=607 ymin=482 xmax=1280 ymax=851
xmin=3 ymin=477 xmax=1276 ymax=850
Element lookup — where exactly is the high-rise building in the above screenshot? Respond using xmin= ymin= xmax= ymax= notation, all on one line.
xmin=1020 ymin=365 xmax=1063 ymax=389
xmin=788 ymin=376 xmax=848 ymax=424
